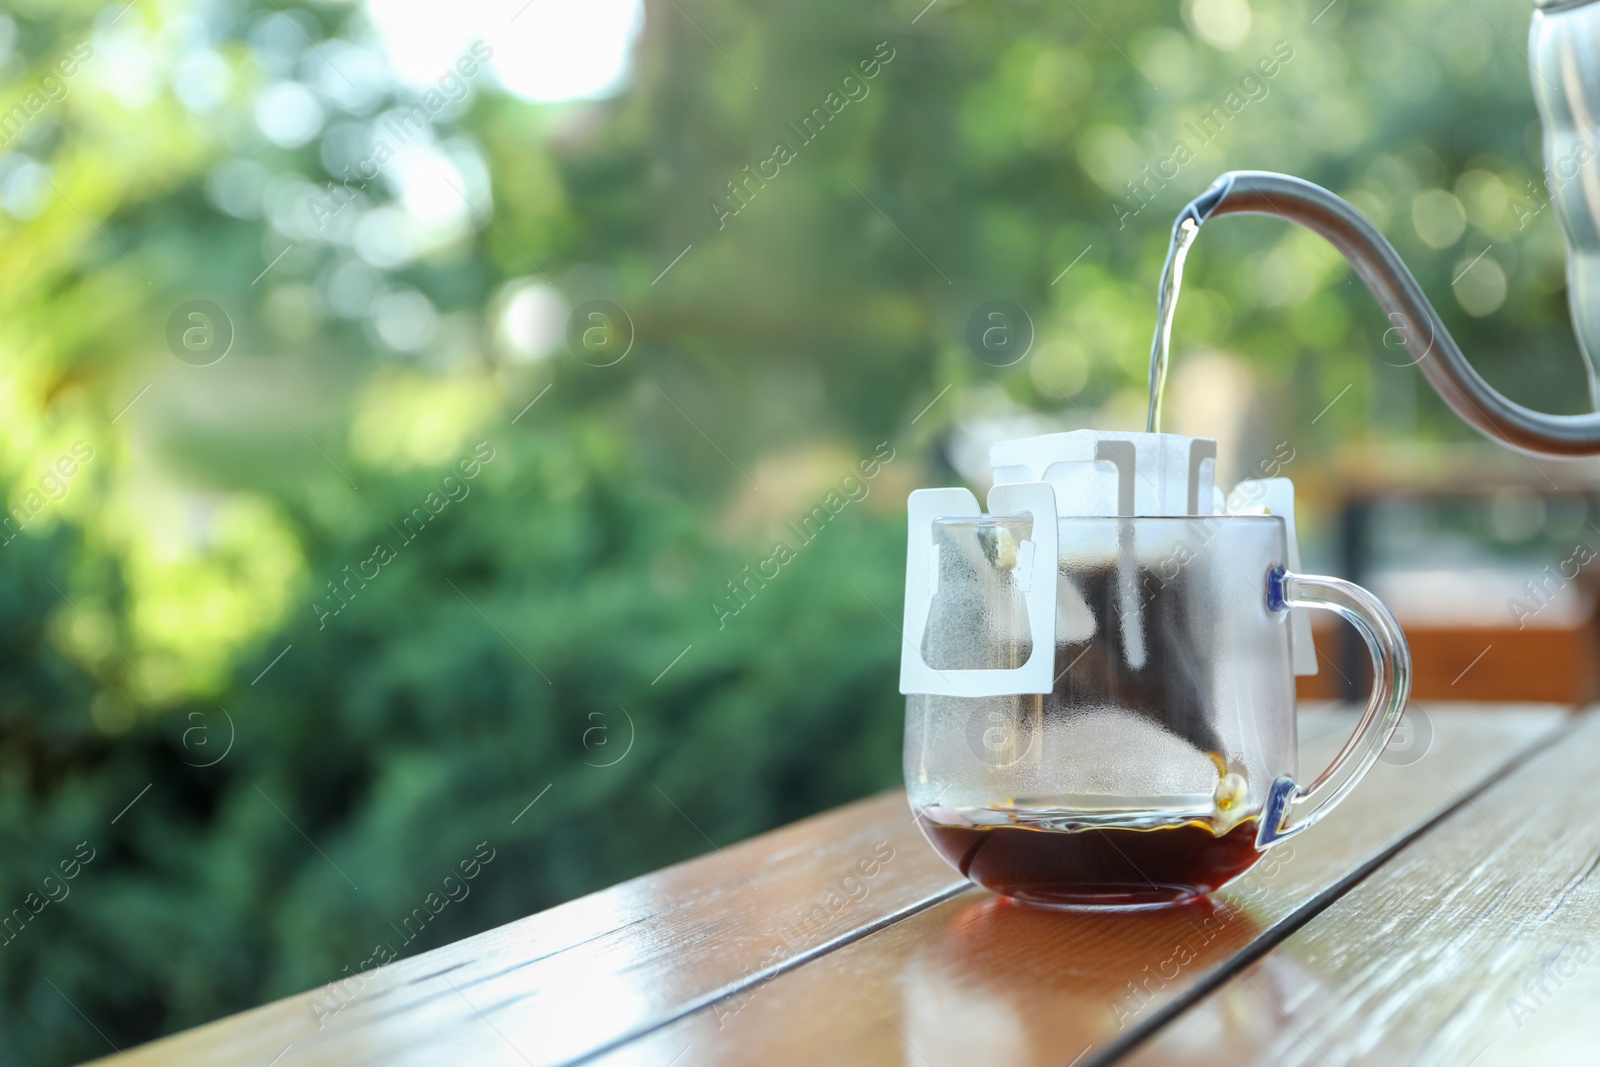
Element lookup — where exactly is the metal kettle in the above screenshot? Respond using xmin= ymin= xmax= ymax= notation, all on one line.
xmin=1166 ymin=1 xmax=1600 ymax=457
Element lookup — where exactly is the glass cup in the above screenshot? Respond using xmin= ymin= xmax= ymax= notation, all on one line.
xmin=904 ymin=513 xmax=1409 ymax=909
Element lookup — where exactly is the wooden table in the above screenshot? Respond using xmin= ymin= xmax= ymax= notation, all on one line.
xmin=89 ymin=703 xmax=1600 ymax=1067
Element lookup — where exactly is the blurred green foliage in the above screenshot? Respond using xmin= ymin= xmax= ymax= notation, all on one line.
xmin=0 ymin=0 xmax=1583 ymax=1061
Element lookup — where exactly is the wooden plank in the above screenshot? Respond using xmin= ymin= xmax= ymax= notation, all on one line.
xmin=571 ymin=707 xmax=1568 ymax=1067
xmin=86 ymin=789 xmax=968 ymax=1067
xmin=1118 ymin=704 xmax=1600 ymax=1067
xmin=87 ymin=709 xmax=1353 ymax=1067
xmin=1297 ymin=617 xmax=1600 ymax=705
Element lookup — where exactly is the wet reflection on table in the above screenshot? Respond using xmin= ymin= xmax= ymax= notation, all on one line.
xmin=898 ymin=894 xmax=1265 ymax=1067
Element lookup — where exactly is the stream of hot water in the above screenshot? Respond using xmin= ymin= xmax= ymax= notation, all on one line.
xmin=1145 ymin=215 xmax=1200 ymax=435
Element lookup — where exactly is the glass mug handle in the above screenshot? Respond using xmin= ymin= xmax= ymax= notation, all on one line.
xmin=1257 ymin=566 xmax=1412 ymax=848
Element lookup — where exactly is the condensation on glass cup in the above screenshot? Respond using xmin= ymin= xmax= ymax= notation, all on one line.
xmin=900 ymin=431 xmax=1411 ymax=910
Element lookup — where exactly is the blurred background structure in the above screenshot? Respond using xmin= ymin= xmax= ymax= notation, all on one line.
xmin=4 ymin=0 xmax=1600 ymax=1061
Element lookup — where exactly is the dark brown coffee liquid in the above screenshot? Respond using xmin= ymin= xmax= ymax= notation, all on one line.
xmin=918 ymin=814 xmax=1262 ymax=909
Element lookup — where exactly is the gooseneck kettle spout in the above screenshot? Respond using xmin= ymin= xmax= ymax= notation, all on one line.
xmin=1150 ymin=1 xmax=1600 ymax=458
xmin=1170 ymin=170 xmax=1600 ymax=458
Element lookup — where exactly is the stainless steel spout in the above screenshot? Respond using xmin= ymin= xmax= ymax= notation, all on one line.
xmin=1182 ymin=170 xmax=1600 ymax=457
